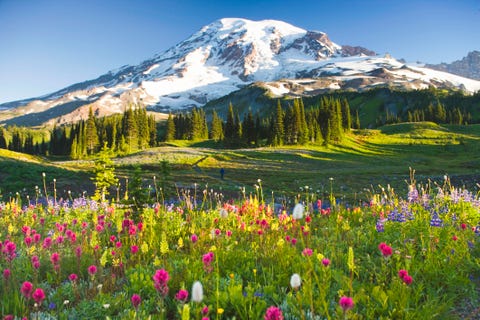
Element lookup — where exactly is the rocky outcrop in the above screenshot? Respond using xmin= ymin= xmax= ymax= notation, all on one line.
xmin=427 ymin=51 xmax=480 ymax=80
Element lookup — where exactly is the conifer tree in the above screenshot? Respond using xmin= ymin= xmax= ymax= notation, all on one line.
xmin=341 ymin=98 xmax=352 ymax=131
xmin=210 ymin=110 xmax=224 ymax=141
xmin=243 ymin=110 xmax=256 ymax=146
xmin=165 ymin=113 xmax=176 ymax=141
xmin=0 ymin=128 xmax=7 ymax=149
xmin=92 ymin=143 xmax=118 ymax=202
xmin=273 ymin=100 xmax=284 ymax=146
xmin=354 ymin=109 xmax=361 ymax=129
xmin=148 ymin=115 xmax=157 ymax=147
xmin=86 ymin=107 xmax=99 ymax=155
xmin=225 ymin=103 xmax=236 ymax=141
xmin=123 ymin=106 xmax=138 ymax=152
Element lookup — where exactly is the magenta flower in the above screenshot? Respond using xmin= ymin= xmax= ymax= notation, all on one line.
xmin=322 ymin=258 xmax=331 ymax=267
xmin=3 ymin=268 xmax=11 ymax=280
xmin=131 ymin=294 xmax=141 ymax=309
xmin=378 ymin=242 xmax=393 ymax=257
xmin=50 ymin=252 xmax=60 ymax=265
xmin=191 ymin=234 xmax=198 ymax=243
xmin=339 ymin=296 xmax=354 ymax=312
xmin=175 ymin=289 xmax=189 ymax=302
xmin=32 ymin=256 xmax=41 ymax=270
xmin=398 ymin=269 xmax=408 ymax=280
xmin=33 ymin=233 xmax=41 ymax=243
xmin=131 ymin=245 xmax=139 ymax=254
xmin=202 ymin=252 xmax=214 ymax=273
xmin=75 ymin=246 xmax=82 ymax=258
xmin=42 ymin=237 xmax=52 ymax=249
xmin=24 ymin=236 xmax=33 ymax=246
xmin=32 ymin=288 xmax=46 ymax=304
xmin=302 ymin=248 xmax=313 ymax=257
xmin=69 ymin=273 xmax=78 ymax=282
xmin=403 ymin=274 xmax=413 ymax=285
xmin=153 ymin=269 xmax=170 ymax=296
xmin=264 ymin=306 xmax=284 ymax=320
xmin=202 ymin=306 xmax=209 ymax=315
xmin=20 ymin=281 xmax=33 ymax=298
xmin=87 ymin=265 xmax=97 ymax=276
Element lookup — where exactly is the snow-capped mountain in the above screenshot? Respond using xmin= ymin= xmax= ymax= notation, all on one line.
xmin=1 ymin=18 xmax=480 ymax=126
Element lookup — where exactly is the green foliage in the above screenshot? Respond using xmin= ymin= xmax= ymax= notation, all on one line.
xmin=91 ymin=143 xmax=118 ymax=202
xmin=165 ymin=113 xmax=176 ymax=142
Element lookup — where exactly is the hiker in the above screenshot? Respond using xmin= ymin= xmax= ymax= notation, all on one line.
xmin=220 ymin=168 xmax=225 ymax=180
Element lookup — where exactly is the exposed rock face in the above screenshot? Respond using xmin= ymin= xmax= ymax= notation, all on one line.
xmin=427 ymin=51 xmax=480 ymax=80
xmin=341 ymin=45 xmax=376 ymax=57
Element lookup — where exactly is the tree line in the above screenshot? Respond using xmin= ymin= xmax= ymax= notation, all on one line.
xmin=0 ymin=104 xmax=157 ymax=158
xmin=165 ymin=97 xmax=353 ymax=147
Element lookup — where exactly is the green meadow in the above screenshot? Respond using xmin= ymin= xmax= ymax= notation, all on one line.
xmin=1 ymin=122 xmax=480 ymax=203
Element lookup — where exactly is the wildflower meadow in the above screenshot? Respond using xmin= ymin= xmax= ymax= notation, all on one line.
xmin=1 ymin=174 xmax=479 ymax=319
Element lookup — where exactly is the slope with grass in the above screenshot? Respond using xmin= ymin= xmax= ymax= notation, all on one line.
xmin=106 ymin=122 xmax=480 ymax=204
xmin=1 ymin=122 xmax=479 ymax=202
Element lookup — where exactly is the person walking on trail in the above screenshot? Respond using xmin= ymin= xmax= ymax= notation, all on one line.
xmin=220 ymin=168 xmax=225 ymax=180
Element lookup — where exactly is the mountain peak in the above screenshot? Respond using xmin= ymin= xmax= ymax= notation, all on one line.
xmin=1 ymin=19 xmax=479 ymax=126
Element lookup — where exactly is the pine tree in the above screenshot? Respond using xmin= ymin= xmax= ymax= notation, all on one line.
xmin=123 ymin=106 xmax=138 ymax=152
xmin=210 ymin=110 xmax=224 ymax=141
xmin=148 ymin=115 xmax=157 ymax=147
xmin=354 ymin=109 xmax=361 ymax=129
xmin=165 ymin=113 xmax=176 ymax=141
xmin=341 ymin=98 xmax=352 ymax=131
xmin=273 ymin=100 xmax=284 ymax=146
xmin=243 ymin=110 xmax=256 ymax=146
xmin=225 ymin=103 xmax=236 ymax=141
xmin=297 ymin=99 xmax=309 ymax=144
xmin=91 ymin=143 xmax=118 ymax=202
xmin=86 ymin=107 xmax=99 ymax=155
xmin=0 ymin=128 xmax=7 ymax=149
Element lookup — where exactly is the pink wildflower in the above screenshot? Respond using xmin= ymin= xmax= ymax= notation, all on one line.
xmin=32 ymin=288 xmax=46 ymax=304
xmin=175 ymin=289 xmax=189 ymax=302
xmin=322 ymin=258 xmax=330 ymax=267
xmin=378 ymin=242 xmax=393 ymax=257
xmin=302 ymin=248 xmax=313 ymax=257
xmin=264 ymin=306 xmax=284 ymax=320
xmin=20 ymin=281 xmax=33 ymax=298
xmin=152 ymin=269 xmax=169 ymax=296
xmin=191 ymin=234 xmax=198 ymax=243
xmin=69 ymin=273 xmax=78 ymax=282
xmin=339 ymin=296 xmax=354 ymax=312
xmin=403 ymin=274 xmax=413 ymax=285
xmin=131 ymin=294 xmax=141 ymax=309
xmin=87 ymin=265 xmax=97 ymax=276
xmin=50 ymin=252 xmax=60 ymax=265
xmin=398 ymin=269 xmax=408 ymax=279
xmin=131 ymin=245 xmax=139 ymax=254
xmin=3 ymin=268 xmax=11 ymax=280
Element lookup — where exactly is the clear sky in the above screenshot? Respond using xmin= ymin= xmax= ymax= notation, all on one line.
xmin=0 ymin=0 xmax=479 ymax=104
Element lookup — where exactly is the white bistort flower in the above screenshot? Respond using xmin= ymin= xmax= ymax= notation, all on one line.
xmin=292 ymin=203 xmax=304 ymax=220
xmin=192 ymin=281 xmax=203 ymax=303
xmin=290 ymin=273 xmax=302 ymax=289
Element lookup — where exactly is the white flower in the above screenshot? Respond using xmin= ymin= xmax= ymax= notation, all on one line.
xmin=292 ymin=203 xmax=304 ymax=220
xmin=219 ymin=208 xmax=228 ymax=219
xmin=64 ymin=300 xmax=70 ymax=305
xmin=290 ymin=273 xmax=301 ymax=289
xmin=103 ymin=304 xmax=110 ymax=309
xmin=192 ymin=281 xmax=203 ymax=303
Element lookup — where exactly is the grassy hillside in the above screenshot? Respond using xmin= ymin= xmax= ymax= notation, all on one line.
xmin=1 ymin=122 xmax=479 ymax=203
xmin=109 ymin=122 xmax=480 ymax=203
xmin=0 ymin=148 xmax=91 ymax=200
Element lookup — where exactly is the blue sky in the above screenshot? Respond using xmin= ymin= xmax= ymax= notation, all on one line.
xmin=0 ymin=0 xmax=479 ymax=104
